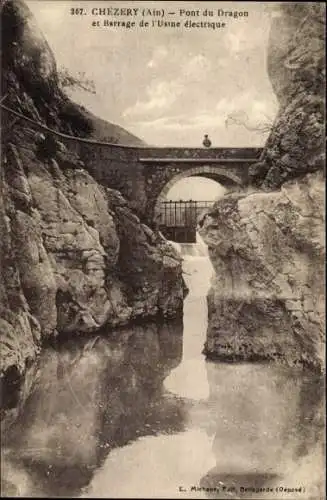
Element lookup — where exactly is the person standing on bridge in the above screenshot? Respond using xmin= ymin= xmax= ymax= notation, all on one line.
xmin=202 ymin=134 xmax=212 ymax=148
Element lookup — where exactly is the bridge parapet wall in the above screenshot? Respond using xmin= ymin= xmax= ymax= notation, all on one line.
xmin=138 ymin=147 xmax=263 ymax=161
xmin=59 ymin=137 xmax=148 ymax=215
xmin=58 ymin=139 xmax=262 ymax=222
xmin=36 ymin=126 xmax=263 ymax=223
xmin=2 ymin=104 xmax=262 ymax=221
xmin=60 ymin=139 xmax=263 ymax=223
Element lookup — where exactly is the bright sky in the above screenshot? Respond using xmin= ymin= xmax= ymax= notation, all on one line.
xmin=166 ymin=177 xmax=226 ymax=201
xmin=26 ymin=1 xmax=279 ymax=148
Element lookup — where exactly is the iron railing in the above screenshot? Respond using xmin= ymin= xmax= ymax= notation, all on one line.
xmin=159 ymin=200 xmax=214 ymax=242
xmin=159 ymin=200 xmax=213 ymax=227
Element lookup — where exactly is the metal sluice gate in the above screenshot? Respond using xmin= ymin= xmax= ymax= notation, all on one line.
xmin=159 ymin=200 xmax=214 ymax=243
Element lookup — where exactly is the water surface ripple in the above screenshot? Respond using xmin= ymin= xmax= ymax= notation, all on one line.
xmin=1 ymin=246 xmax=325 ymax=499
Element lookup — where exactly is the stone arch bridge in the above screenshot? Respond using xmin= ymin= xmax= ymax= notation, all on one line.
xmin=1 ymin=104 xmax=263 ymax=226
xmin=138 ymin=147 xmax=262 ymax=222
xmin=57 ymin=138 xmax=263 ymax=225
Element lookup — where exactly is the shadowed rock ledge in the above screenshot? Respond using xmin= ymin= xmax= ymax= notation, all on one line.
xmin=199 ymin=3 xmax=325 ymax=372
xmin=0 ymin=0 xmax=185 ymax=402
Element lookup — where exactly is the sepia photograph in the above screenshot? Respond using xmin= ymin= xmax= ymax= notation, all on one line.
xmin=0 ymin=1 xmax=325 ymax=498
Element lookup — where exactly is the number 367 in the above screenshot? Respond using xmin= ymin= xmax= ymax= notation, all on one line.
xmin=70 ymin=8 xmax=85 ymax=15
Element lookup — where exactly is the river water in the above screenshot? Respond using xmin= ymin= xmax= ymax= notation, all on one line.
xmin=1 ymin=241 xmax=325 ymax=499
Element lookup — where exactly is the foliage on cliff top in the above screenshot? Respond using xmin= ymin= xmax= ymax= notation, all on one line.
xmin=1 ymin=0 xmax=145 ymax=145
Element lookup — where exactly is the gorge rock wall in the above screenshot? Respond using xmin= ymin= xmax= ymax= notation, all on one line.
xmin=249 ymin=3 xmax=325 ymax=189
xmin=199 ymin=3 xmax=325 ymax=371
xmin=1 ymin=0 xmax=149 ymax=219
xmin=0 ymin=0 xmax=185 ymax=402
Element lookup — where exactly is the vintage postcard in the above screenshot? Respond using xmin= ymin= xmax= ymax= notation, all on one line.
xmin=0 ymin=1 xmax=325 ymax=498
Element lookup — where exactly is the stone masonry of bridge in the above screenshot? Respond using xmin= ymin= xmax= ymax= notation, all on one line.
xmin=57 ymin=136 xmax=263 ymax=225
xmin=1 ymin=105 xmax=263 ymax=224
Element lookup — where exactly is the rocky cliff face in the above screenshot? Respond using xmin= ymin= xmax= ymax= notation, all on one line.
xmin=249 ymin=3 xmax=325 ymax=189
xmin=199 ymin=3 xmax=325 ymax=371
xmin=0 ymin=0 xmax=185 ymax=395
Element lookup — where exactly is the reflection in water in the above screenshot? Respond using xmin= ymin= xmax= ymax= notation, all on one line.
xmin=1 ymin=247 xmax=325 ymax=499
xmin=1 ymin=320 xmax=185 ymax=497
xmin=200 ymin=363 xmax=325 ymax=499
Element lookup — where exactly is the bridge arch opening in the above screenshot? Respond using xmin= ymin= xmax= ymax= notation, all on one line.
xmin=155 ymin=165 xmax=241 ymax=242
xmin=154 ymin=165 xmax=242 ymax=221
xmin=166 ymin=176 xmax=226 ymax=202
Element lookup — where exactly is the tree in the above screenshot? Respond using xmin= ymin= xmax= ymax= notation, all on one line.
xmin=224 ymin=110 xmax=274 ymax=135
xmin=58 ymin=66 xmax=96 ymax=94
